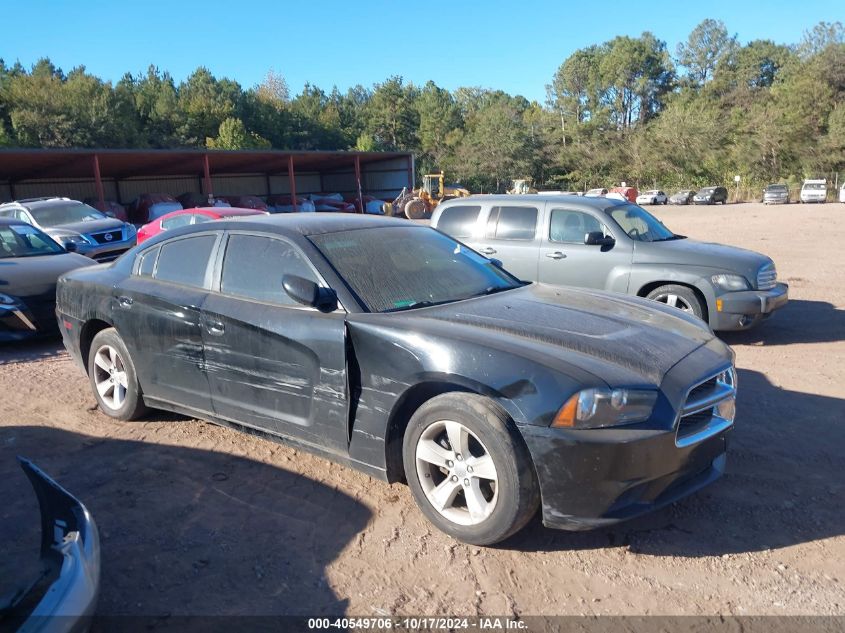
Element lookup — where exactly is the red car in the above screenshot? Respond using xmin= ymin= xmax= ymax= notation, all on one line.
xmin=136 ymin=207 xmax=268 ymax=244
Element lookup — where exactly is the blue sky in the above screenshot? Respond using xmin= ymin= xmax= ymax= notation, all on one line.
xmin=1 ymin=0 xmax=841 ymax=102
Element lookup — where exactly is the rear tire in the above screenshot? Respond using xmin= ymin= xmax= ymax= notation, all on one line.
xmin=88 ymin=328 xmax=148 ymax=421
xmin=403 ymin=393 xmax=539 ymax=545
xmin=645 ymin=284 xmax=705 ymax=320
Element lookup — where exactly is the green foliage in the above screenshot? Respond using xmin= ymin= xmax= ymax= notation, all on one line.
xmin=0 ymin=19 xmax=842 ymax=195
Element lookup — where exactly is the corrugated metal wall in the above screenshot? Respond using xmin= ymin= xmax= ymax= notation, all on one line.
xmin=1 ymin=155 xmax=411 ymax=204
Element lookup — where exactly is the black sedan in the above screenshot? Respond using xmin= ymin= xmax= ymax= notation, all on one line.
xmin=0 ymin=218 xmax=94 ymax=341
xmin=56 ymin=215 xmax=736 ymax=545
xmin=668 ymin=189 xmax=696 ymax=205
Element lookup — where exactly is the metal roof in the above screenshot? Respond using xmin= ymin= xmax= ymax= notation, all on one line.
xmin=0 ymin=149 xmax=412 ymax=181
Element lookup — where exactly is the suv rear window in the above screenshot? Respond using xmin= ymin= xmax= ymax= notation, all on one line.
xmin=154 ymin=235 xmax=217 ymax=287
xmin=486 ymin=206 xmax=538 ymax=240
xmin=437 ymin=205 xmax=481 ymax=238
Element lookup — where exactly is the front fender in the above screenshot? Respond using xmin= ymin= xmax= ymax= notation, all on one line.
xmin=628 ymin=266 xmax=719 ymax=323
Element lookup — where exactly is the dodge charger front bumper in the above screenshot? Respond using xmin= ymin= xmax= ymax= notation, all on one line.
xmin=1 ymin=458 xmax=100 ymax=631
xmin=519 ymin=424 xmax=729 ymax=530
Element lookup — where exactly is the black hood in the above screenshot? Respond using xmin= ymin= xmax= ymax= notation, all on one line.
xmin=0 ymin=253 xmax=94 ymax=298
xmin=360 ymin=284 xmax=717 ymax=386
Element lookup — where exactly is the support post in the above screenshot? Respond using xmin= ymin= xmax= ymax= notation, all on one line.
xmin=288 ymin=155 xmax=298 ymax=212
xmin=92 ymin=153 xmax=106 ymax=209
xmin=354 ymin=155 xmax=364 ymax=213
xmin=406 ymin=155 xmax=414 ymax=190
xmin=203 ymin=154 xmax=213 ymax=203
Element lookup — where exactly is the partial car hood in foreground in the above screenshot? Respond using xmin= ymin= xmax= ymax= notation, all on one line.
xmin=0 ymin=254 xmax=95 ymax=298
xmin=360 ymin=284 xmax=715 ymax=386
xmin=0 ymin=458 xmax=100 ymax=631
xmin=43 ymin=218 xmax=125 ymax=236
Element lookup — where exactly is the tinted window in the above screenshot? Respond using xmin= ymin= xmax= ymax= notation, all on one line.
xmin=549 ymin=209 xmax=606 ymax=243
xmin=0 ymin=224 xmax=64 ymax=258
xmin=311 ymin=226 xmax=520 ymax=313
xmin=154 ymin=235 xmax=217 ymax=287
xmin=221 ymin=235 xmax=317 ymax=305
xmin=437 ymin=205 xmax=481 ymax=238
xmin=487 ymin=206 xmax=537 ymax=240
xmin=161 ymin=214 xmax=195 ymax=230
xmin=137 ymin=246 xmax=159 ymax=276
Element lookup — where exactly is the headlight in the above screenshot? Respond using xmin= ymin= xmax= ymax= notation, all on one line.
xmin=59 ymin=235 xmax=91 ymax=246
xmin=552 ymin=388 xmax=658 ymax=429
xmin=0 ymin=292 xmax=18 ymax=305
xmin=711 ymin=273 xmax=750 ymax=291
xmin=124 ymin=223 xmax=137 ymax=238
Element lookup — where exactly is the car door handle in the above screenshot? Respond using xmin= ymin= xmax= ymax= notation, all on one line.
xmin=117 ymin=295 xmax=133 ymax=308
xmin=545 ymin=251 xmax=567 ymax=260
xmin=478 ymin=247 xmax=497 ymax=255
xmin=205 ymin=320 xmax=225 ymax=336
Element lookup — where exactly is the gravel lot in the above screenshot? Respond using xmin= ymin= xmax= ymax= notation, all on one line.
xmin=1 ymin=201 xmax=843 ymax=618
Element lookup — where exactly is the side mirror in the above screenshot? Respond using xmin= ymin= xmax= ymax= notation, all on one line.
xmin=584 ymin=231 xmax=615 ymax=247
xmin=282 ymin=275 xmax=338 ymax=313
xmin=489 ymin=258 xmax=504 ymax=269
xmin=64 ymin=241 xmax=78 ymax=253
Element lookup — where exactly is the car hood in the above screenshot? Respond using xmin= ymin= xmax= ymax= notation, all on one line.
xmin=356 ymin=284 xmax=716 ymax=386
xmin=633 ymin=237 xmax=770 ymax=279
xmin=0 ymin=253 xmax=94 ymax=298
xmin=43 ymin=218 xmax=125 ymax=236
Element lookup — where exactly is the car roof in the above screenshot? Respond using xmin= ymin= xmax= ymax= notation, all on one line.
xmin=0 ymin=217 xmax=29 ymax=227
xmin=437 ymin=194 xmax=631 ymax=212
xmin=147 ymin=212 xmax=416 ymax=243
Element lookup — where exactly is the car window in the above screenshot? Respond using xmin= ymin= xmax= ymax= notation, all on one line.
xmin=220 ymin=234 xmax=318 ymax=305
xmin=549 ymin=209 xmax=608 ymax=243
xmin=153 ymin=235 xmax=217 ymax=287
xmin=29 ymin=202 xmax=105 ymax=227
xmin=310 ymin=226 xmax=520 ymax=313
xmin=0 ymin=224 xmax=64 ymax=258
xmin=436 ymin=205 xmax=481 ymax=239
xmin=137 ymin=246 xmax=160 ymax=277
xmin=192 ymin=214 xmax=213 ymax=224
xmin=608 ymin=204 xmax=675 ymax=242
xmin=486 ymin=206 xmax=538 ymax=240
xmin=161 ymin=214 xmax=195 ymax=230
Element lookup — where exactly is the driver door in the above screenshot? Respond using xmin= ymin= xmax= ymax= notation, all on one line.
xmin=538 ymin=206 xmax=633 ymax=291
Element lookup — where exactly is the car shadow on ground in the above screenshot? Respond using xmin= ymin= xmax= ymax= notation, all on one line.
xmin=0 ymin=337 xmax=65 ymax=365
xmin=720 ymin=299 xmax=845 ymax=346
xmin=0 ymin=425 xmax=371 ymax=619
xmin=504 ymin=367 xmax=845 ymax=557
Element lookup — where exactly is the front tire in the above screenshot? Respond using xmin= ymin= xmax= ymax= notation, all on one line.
xmin=403 ymin=393 xmax=539 ymax=545
xmin=646 ymin=284 xmax=705 ymax=320
xmin=88 ymin=328 xmax=148 ymax=421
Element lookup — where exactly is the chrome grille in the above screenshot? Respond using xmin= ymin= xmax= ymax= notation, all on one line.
xmin=676 ymin=367 xmax=736 ymax=447
xmin=89 ymin=229 xmax=123 ymax=244
xmin=757 ymin=262 xmax=777 ymax=290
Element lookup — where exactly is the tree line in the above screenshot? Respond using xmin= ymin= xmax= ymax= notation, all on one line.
xmin=0 ymin=19 xmax=843 ymax=195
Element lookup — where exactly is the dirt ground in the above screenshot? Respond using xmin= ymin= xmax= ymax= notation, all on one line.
xmin=1 ymin=201 xmax=843 ymax=618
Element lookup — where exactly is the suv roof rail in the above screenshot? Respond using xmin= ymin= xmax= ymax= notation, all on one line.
xmin=14 ymin=196 xmax=73 ymax=204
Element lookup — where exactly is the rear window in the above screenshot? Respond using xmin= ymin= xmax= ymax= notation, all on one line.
xmin=436 ymin=205 xmax=481 ymax=239
xmin=220 ymin=235 xmax=317 ymax=305
xmin=486 ymin=206 xmax=538 ymax=240
xmin=154 ymin=235 xmax=217 ymax=288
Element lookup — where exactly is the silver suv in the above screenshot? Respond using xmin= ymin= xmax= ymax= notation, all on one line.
xmin=0 ymin=197 xmax=137 ymax=262
xmin=431 ymin=195 xmax=788 ymax=331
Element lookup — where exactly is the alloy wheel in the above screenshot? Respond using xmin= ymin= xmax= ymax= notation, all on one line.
xmin=415 ymin=420 xmax=499 ymax=526
xmin=92 ymin=344 xmax=128 ymax=410
xmin=652 ymin=292 xmax=694 ymax=313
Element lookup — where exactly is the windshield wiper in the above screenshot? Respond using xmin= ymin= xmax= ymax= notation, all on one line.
xmin=475 ymin=285 xmax=518 ymax=297
xmin=653 ymin=234 xmax=686 ymax=242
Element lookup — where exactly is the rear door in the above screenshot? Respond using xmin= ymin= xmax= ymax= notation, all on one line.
xmin=472 ymin=204 xmax=541 ymax=281
xmin=200 ymin=232 xmax=349 ymax=452
xmin=538 ymin=205 xmax=633 ymax=291
xmin=112 ymin=232 xmax=220 ymax=412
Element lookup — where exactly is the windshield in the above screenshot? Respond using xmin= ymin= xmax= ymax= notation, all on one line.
xmin=697 ymin=188 xmax=715 ymax=195
xmin=766 ymin=185 xmax=787 ymax=192
xmin=29 ymin=202 xmax=106 ymax=228
xmin=803 ymin=183 xmax=826 ymax=190
xmin=0 ymin=223 xmax=65 ymax=258
xmin=608 ymin=204 xmax=676 ymax=242
xmin=310 ymin=226 xmax=522 ymax=313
